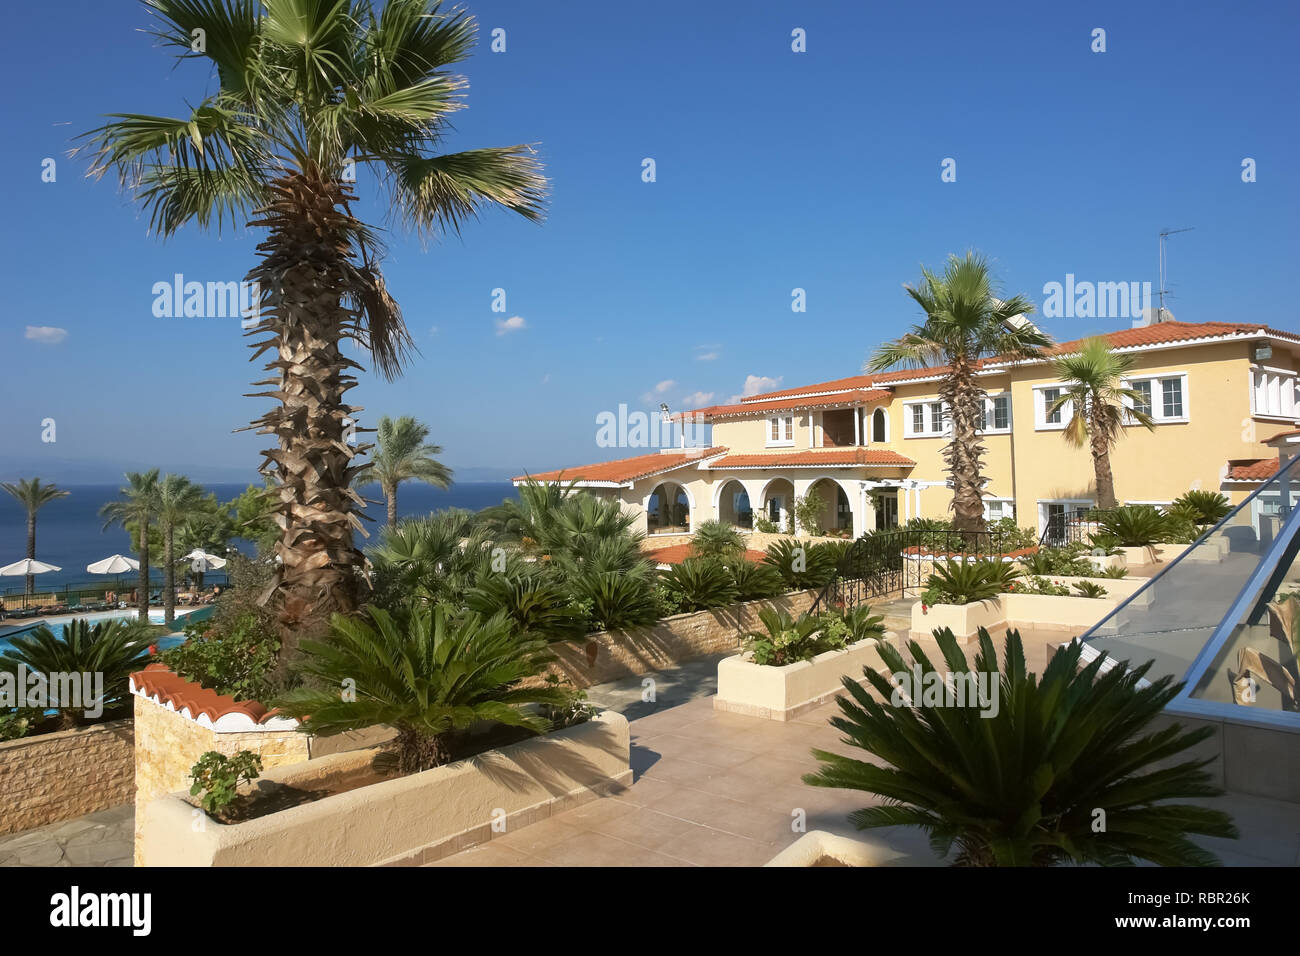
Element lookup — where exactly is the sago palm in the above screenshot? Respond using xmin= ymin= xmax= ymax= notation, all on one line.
xmin=156 ymin=474 xmax=208 ymax=627
xmin=0 ymin=618 xmax=155 ymax=729
xmin=78 ymin=0 xmax=546 ymax=653
xmin=0 ymin=478 xmax=69 ymax=598
xmin=1047 ymin=337 xmax=1155 ymax=509
xmin=867 ymin=252 xmax=1052 ymax=532
xmin=353 ymin=414 xmax=452 ymax=526
xmin=804 ymin=627 xmax=1237 ymax=866
xmin=275 ymin=604 xmax=567 ymax=772
xmin=100 ymin=470 xmax=162 ymax=622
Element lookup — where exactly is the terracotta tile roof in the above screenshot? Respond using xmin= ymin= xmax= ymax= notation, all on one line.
xmin=682 ymin=389 xmax=890 ymax=422
xmin=645 ymin=543 xmax=766 ymax=565
xmin=682 ymin=321 xmax=1300 ymax=413
xmin=129 ymin=664 xmax=294 ymax=730
xmin=708 ymin=448 xmax=915 ymax=469
xmin=1225 ymin=458 xmax=1279 ymax=481
xmin=515 ymin=447 xmax=727 ymax=485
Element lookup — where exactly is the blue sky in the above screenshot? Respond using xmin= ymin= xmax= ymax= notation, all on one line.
xmin=2 ymin=0 xmax=1297 ymax=483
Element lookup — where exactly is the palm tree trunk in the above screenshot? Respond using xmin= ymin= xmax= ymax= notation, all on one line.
xmin=943 ymin=360 xmax=989 ymax=534
xmin=138 ymin=525 xmax=150 ymax=623
xmin=163 ymin=523 xmax=176 ymax=629
xmin=386 ymin=482 xmax=398 ymax=527
xmin=1090 ymin=418 xmax=1118 ymax=510
xmin=24 ymin=511 xmax=35 ymax=598
xmin=245 ymin=168 xmax=369 ymax=670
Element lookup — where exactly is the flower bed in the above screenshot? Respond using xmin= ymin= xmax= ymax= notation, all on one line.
xmin=136 ymin=709 xmax=631 ymax=866
xmin=909 ymin=578 xmax=1149 ymax=642
xmin=714 ymin=636 xmax=889 ymax=721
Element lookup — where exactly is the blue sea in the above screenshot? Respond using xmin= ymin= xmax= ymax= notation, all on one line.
xmin=0 ymin=481 xmax=518 ymax=595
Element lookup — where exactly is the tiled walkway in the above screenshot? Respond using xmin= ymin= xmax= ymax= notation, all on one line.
xmin=0 ymin=804 xmax=132 ymax=867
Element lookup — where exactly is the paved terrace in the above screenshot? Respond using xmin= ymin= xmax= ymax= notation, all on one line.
xmin=433 ymin=623 xmax=1300 ymax=868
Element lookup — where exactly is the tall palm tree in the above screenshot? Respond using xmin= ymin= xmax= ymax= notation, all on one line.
xmin=1048 ymin=337 xmax=1156 ymax=510
xmin=78 ymin=0 xmax=547 ymax=653
xmin=0 ymin=478 xmax=69 ymax=597
xmin=353 ymin=415 xmax=452 ymax=526
xmin=867 ymin=253 xmax=1052 ymax=532
xmin=156 ymin=474 xmax=208 ymax=628
xmin=100 ymin=470 xmax=162 ymax=622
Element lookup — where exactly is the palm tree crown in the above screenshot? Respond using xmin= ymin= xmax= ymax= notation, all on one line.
xmin=78 ymin=0 xmax=547 ymax=650
xmin=354 ymin=415 xmax=452 ymax=526
xmin=867 ymin=252 xmax=1053 ymax=531
xmin=1048 ymin=337 xmax=1156 ymax=510
xmin=1 ymin=477 xmax=69 ymax=596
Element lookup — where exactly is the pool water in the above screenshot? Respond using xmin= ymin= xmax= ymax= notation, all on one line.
xmin=0 ymin=605 xmax=213 ymax=655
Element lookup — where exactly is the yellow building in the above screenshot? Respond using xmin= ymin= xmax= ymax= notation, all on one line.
xmin=517 ymin=320 xmax=1300 ymax=542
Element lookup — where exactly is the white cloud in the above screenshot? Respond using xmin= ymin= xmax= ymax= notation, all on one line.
xmin=728 ymin=374 xmax=782 ymax=403
xmin=681 ymin=390 xmax=715 ymax=407
xmin=694 ymin=344 xmax=720 ymax=361
xmin=653 ymin=379 xmax=676 ymax=394
xmin=25 ymin=326 xmax=68 ymax=345
xmin=695 ymin=352 xmax=719 ymax=361
xmin=495 ymin=315 xmax=527 ymax=336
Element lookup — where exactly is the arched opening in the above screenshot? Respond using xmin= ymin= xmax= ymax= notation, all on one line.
xmin=806 ymin=478 xmax=853 ymax=537
xmin=647 ymin=481 xmax=691 ymax=534
xmin=759 ymin=478 xmax=795 ymax=533
xmin=871 ymin=407 xmax=888 ymax=443
xmin=716 ymin=480 xmax=753 ymax=530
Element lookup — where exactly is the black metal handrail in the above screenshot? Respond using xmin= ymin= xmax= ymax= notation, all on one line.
xmin=808 ymin=526 xmax=1032 ymax=616
xmin=1039 ymin=509 xmax=1114 ymax=549
xmin=0 ymin=574 xmax=230 ymax=613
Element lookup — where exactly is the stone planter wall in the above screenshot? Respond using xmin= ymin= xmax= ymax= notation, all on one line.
xmin=0 ymin=719 xmax=135 ymax=835
xmin=714 ymin=637 xmax=889 ymax=721
xmin=136 ymin=710 xmax=632 ymax=867
xmin=911 ymin=588 xmax=1128 ymax=642
xmin=542 ymin=589 xmax=820 ymax=689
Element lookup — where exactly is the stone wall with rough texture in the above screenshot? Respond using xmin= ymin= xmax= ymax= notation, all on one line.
xmin=538 ymin=590 xmax=820 ymax=689
xmin=132 ymin=694 xmax=310 ymax=863
xmin=0 ymin=720 xmax=135 ymax=835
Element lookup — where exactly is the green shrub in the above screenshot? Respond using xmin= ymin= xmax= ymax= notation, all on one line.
xmin=791 ymin=490 xmax=827 ymax=536
xmin=657 ymin=557 xmax=740 ymax=613
xmin=727 ymin=560 xmax=784 ymax=601
xmin=744 ymin=606 xmax=840 ymax=667
xmin=464 ymin=574 xmax=586 ymax=642
xmin=1169 ymin=490 xmax=1232 ymax=526
xmin=275 ymin=605 xmax=567 ymax=773
xmin=1019 ymin=545 xmax=1094 ymax=577
xmin=753 ymin=515 xmax=780 ymax=533
xmin=0 ymin=708 xmax=42 ymax=741
xmin=189 ymin=750 xmax=262 ymax=818
xmin=1093 ymin=505 xmax=1169 ymax=547
xmin=1017 ymin=576 xmax=1070 ymax=596
xmin=922 ymin=560 xmax=1020 ymax=606
xmin=1099 ymin=566 xmax=1129 ymax=579
xmin=570 ymin=568 xmax=660 ymax=633
xmin=690 ymin=521 xmax=746 ymax=559
xmin=160 ymin=612 xmax=279 ymax=702
xmin=764 ymin=539 xmax=837 ymax=590
xmin=0 ymin=618 xmax=153 ymax=728
xmin=820 ymin=604 xmax=886 ymax=645
xmin=803 ymin=627 xmax=1237 ymax=865
xmin=1072 ymin=581 xmax=1108 ymax=598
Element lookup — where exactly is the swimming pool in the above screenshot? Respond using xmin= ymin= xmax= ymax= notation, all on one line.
xmin=0 ymin=605 xmax=213 ymax=654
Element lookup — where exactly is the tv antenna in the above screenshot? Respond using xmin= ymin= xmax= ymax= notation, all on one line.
xmin=1158 ymin=227 xmax=1195 ymax=320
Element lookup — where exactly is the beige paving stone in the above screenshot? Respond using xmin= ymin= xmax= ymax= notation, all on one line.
xmin=529 ymin=829 xmax=686 ymax=867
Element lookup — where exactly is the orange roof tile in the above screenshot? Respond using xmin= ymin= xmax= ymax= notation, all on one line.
xmin=515 ymin=447 xmax=727 ymax=485
xmin=708 ymin=449 xmax=915 ymax=469
xmin=645 ymin=543 xmax=766 ymax=565
xmin=680 ymin=321 xmax=1300 ymax=414
xmin=1226 ymin=458 xmax=1279 ymax=481
xmin=130 ymin=664 xmax=282 ymax=725
xmin=681 ymin=389 xmax=891 ymax=422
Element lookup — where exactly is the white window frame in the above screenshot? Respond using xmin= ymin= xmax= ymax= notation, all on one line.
xmin=982 ymin=497 xmax=1015 ymax=522
xmin=902 ymin=399 xmax=951 ymax=438
xmin=1121 ymin=371 xmax=1190 ymax=425
xmin=1033 ymin=384 xmax=1072 ymax=431
xmin=1249 ymin=364 xmax=1300 ymax=422
xmin=766 ymin=414 xmax=795 ymax=447
xmin=869 ymin=406 xmax=890 ymax=444
xmin=978 ymin=392 xmax=1013 ymax=435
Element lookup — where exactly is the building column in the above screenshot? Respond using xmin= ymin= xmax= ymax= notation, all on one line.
xmin=853 ymin=408 xmax=861 ymax=446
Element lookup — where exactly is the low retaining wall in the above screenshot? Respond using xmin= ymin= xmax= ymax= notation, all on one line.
xmin=137 ymin=710 xmax=632 ymax=867
xmin=543 ymin=589 xmax=821 ymax=688
xmin=715 ymin=637 xmax=889 ymax=721
xmin=0 ymin=719 xmax=135 ymax=835
xmin=910 ymin=581 xmax=1147 ymax=642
